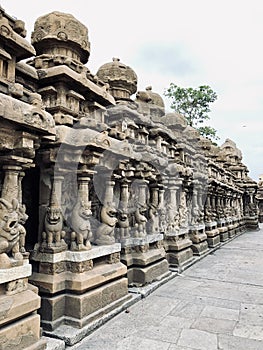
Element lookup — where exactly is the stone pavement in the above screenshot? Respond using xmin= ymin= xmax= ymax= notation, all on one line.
xmin=69 ymin=226 xmax=263 ymax=350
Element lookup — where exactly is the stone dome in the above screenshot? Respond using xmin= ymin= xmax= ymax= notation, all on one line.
xmin=220 ymin=138 xmax=242 ymax=162
xmin=135 ymin=86 xmax=165 ymax=118
xmin=184 ymin=125 xmax=201 ymax=141
xmin=31 ymin=11 xmax=90 ymax=63
xmin=96 ymin=58 xmax=137 ymax=100
xmin=144 ymin=86 xmax=165 ymax=108
xmin=161 ymin=112 xmax=188 ymax=130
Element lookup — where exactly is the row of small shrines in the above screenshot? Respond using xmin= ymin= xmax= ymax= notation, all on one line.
xmin=0 ymin=7 xmax=259 ymax=350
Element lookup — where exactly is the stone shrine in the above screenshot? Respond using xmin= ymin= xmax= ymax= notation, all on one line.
xmin=0 ymin=7 xmax=259 ymax=349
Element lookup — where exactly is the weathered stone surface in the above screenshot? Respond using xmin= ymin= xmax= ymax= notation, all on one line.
xmin=166 ymin=248 xmax=194 ymax=267
xmin=128 ymin=259 xmax=169 ymax=286
xmin=41 ymin=278 xmax=129 ymax=330
xmin=178 ymin=329 xmax=218 ymax=349
xmin=0 ymin=288 xmax=40 ymax=326
xmin=30 ymin=261 xmax=127 ymax=294
xmin=0 ymin=314 xmax=46 ymax=350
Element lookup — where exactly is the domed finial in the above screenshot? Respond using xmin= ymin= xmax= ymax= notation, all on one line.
xmin=97 ymin=58 xmax=137 ymax=101
xmin=31 ymin=11 xmax=90 ymax=63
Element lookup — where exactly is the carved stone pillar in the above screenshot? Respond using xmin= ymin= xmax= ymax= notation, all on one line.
xmin=95 ymin=179 xmax=118 ymax=245
xmin=70 ymin=174 xmax=93 ymax=250
xmin=158 ymin=185 xmax=167 ymax=234
xmin=147 ymin=184 xmax=160 ymax=235
xmin=119 ymin=176 xmax=169 ymax=286
xmin=39 ymin=174 xmax=66 ymax=253
xmin=116 ymin=179 xmax=131 ymax=240
xmin=1 ymin=165 xmax=21 ymax=200
xmin=30 ymin=170 xmax=130 ymax=344
xmin=134 ymin=179 xmax=148 ymax=238
xmin=164 ymin=179 xmax=193 ymax=270
xmin=0 ymin=166 xmax=46 ymax=350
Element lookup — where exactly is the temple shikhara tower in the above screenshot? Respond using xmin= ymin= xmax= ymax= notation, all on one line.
xmin=0 ymin=7 xmax=259 ymax=349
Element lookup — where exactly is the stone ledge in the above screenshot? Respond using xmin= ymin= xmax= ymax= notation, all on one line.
xmin=30 ymin=261 xmax=127 ymax=294
xmin=44 ymin=293 xmax=140 ymax=346
xmin=120 ymin=234 xmax=163 ymax=247
xmin=0 ymin=261 xmax=31 ymax=284
xmin=31 ymin=243 xmax=121 ymax=263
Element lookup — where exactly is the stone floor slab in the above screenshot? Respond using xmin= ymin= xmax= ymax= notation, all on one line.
xmin=177 ymin=329 xmax=218 ymax=349
xmin=218 ymin=334 xmax=263 ymax=350
xmin=200 ymin=305 xmax=240 ymax=321
xmin=192 ymin=316 xmax=236 ymax=334
xmin=233 ymin=323 xmax=263 ymax=341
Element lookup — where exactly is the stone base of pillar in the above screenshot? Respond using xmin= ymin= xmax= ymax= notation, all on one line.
xmin=245 ymin=216 xmax=259 ymax=231
xmin=0 ymin=262 xmax=46 ymax=350
xmin=217 ymin=220 xmax=229 ymax=241
xmin=166 ymin=248 xmax=194 ymax=268
xmin=120 ymin=234 xmax=169 ymax=287
xmin=207 ymin=235 xmax=221 ymax=248
xmin=189 ymin=225 xmax=209 ymax=256
xmin=127 ymin=259 xmax=169 ymax=286
xmin=220 ymin=229 xmax=229 ymax=241
xmin=205 ymin=221 xmax=220 ymax=248
xmin=164 ymin=229 xmax=194 ymax=268
xmin=0 ymin=314 xmax=47 ymax=350
xmin=30 ymin=244 xmax=130 ymax=342
xmin=228 ymin=224 xmax=236 ymax=238
xmin=41 ymin=278 xmax=129 ymax=331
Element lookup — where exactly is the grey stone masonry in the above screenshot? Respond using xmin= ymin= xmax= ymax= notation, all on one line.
xmin=71 ymin=225 xmax=263 ymax=350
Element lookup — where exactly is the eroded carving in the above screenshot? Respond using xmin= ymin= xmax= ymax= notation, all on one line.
xmin=70 ymin=200 xmax=93 ymax=251
xmin=95 ymin=203 xmax=118 ymax=245
xmin=0 ymin=198 xmax=23 ymax=268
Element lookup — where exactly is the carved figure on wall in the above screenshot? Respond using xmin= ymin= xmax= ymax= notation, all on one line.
xmin=147 ymin=203 xmax=159 ymax=234
xmin=166 ymin=204 xmax=179 ymax=233
xmin=17 ymin=204 xmax=28 ymax=256
xmin=0 ymin=198 xmax=23 ymax=267
xmin=70 ymin=200 xmax=93 ymax=250
xmin=134 ymin=203 xmax=147 ymax=237
xmin=204 ymin=205 xmax=213 ymax=222
xmin=159 ymin=207 xmax=167 ymax=233
xmin=216 ymin=205 xmax=225 ymax=220
xmin=246 ymin=202 xmax=258 ymax=216
xmin=179 ymin=192 xmax=188 ymax=228
xmin=41 ymin=206 xmax=66 ymax=252
xmin=190 ymin=204 xmax=201 ymax=225
xmin=117 ymin=208 xmax=130 ymax=240
xmin=95 ymin=203 xmax=118 ymax=245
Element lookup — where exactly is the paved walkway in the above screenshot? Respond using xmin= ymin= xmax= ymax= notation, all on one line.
xmin=71 ymin=226 xmax=263 ymax=350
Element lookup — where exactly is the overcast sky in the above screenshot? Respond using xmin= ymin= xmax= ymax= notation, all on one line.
xmin=1 ymin=0 xmax=262 ymax=180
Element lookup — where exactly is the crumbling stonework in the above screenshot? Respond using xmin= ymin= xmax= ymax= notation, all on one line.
xmin=0 ymin=7 xmax=259 ymax=349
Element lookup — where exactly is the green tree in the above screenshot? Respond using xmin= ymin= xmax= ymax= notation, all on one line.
xmin=164 ymin=83 xmax=218 ymax=140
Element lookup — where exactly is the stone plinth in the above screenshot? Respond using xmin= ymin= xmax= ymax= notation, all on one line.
xmin=245 ymin=215 xmax=259 ymax=231
xmin=205 ymin=221 xmax=220 ymax=248
xmin=217 ymin=219 xmax=229 ymax=242
xmin=226 ymin=217 xmax=236 ymax=238
xmin=164 ymin=228 xmax=194 ymax=269
xmin=120 ymin=234 xmax=170 ymax=286
xmin=0 ymin=261 xmax=46 ymax=350
xmin=189 ymin=225 xmax=209 ymax=256
xmin=30 ymin=244 xmax=131 ymax=338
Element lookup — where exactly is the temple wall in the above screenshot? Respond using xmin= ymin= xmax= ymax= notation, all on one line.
xmin=0 ymin=6 xmax=259 ymax=349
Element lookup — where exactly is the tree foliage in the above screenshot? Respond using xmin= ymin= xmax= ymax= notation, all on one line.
xmin=164 ymin=83 xmax=218 ymax=140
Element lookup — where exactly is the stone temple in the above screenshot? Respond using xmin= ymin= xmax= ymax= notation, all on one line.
xmin=0 ymin=7 xmax=259 ymax=349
